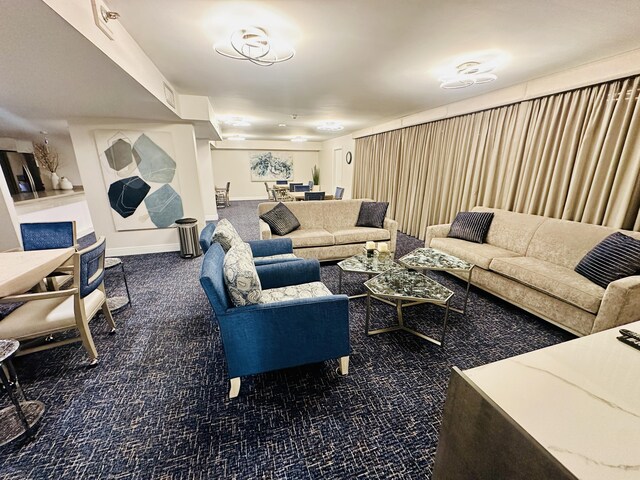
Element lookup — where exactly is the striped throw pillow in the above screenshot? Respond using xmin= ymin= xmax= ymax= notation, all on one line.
xmin=356 ymin=202 xmax=389 ymax=228
xmin=447 ymin=211 xmax=494 ymax=244
xmin=575 ymin=232 xmax=640 ymax=288
xmin=260 ymin=202 xmax=301 ymax=236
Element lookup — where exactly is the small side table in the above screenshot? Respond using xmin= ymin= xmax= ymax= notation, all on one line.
xmin=105 ymin=257 xmax=131 ymax=312
xmin=0 ymin=340 xmax=45 ymax=446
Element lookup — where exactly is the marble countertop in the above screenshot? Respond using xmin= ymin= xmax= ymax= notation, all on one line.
xmin=465 ymin=321 xmax=640 ymax=479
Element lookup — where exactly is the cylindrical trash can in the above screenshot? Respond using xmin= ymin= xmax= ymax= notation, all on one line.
xmin=175 ymin=218 xmax=202 ymax=258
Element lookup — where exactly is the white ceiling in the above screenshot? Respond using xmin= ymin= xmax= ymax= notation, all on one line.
xmin=110 ymin=0 xmax=640 ymax=141
xmin=1 ymin=1 xmax=640 ymax=143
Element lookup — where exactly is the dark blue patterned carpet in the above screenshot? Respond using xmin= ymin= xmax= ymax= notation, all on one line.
xmin=0 ymin=201 xmax=574 ymax=479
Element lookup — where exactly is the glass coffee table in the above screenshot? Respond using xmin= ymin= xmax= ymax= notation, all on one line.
xmin=337 ymin=253 xmax=397 ymax=299
xmin=399 ymin=247 xmax=474 ymax=314
xmin=364 ymin=268 xmax=454 ymax=347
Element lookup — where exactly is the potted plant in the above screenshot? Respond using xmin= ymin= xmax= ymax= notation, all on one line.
xmin=33 ymin=139 xmax=60 ymax=189
xmin=311 ymin=165 xmax=320 ymax=188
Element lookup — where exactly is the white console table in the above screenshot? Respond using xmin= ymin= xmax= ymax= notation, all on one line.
xmin=433 ymin=320 xmax=640 ymax=479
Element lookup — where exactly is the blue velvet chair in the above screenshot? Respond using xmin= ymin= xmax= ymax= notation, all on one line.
xmin=335 ymin=187 xmax=345 ymax=200
xmin=294 ymin=184 xmax=310 ymax=192
xmin=276 ymin=180 xmax=288 ymax=185
xmin=304 ymin=191 xmax=325 ymax=200
xmin=200 ymin=243 xmax=350 ymax=398
xmin=199 ymin=222 xmax=300 ymax=265
xmin=288 ymin=182 xmax=303 ymax=192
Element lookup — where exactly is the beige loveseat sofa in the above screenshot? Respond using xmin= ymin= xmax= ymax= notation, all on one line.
xmin=426 ymin=207 xmax=640 ymax=336
xmin=258 ymin=199 xmax=398 ymax=261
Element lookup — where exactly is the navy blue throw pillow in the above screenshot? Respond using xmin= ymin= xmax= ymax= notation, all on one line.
xmin=356 ymin=202 xmax=389 ymax=228
xmin=260 ymin=202 xmax=301 ymax=236
xmin=447 ymin=211 xmax=494 ymax=244
xmin=575 ymin=232 xmax=640 ymax=288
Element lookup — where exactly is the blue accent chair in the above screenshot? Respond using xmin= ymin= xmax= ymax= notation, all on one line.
xmin=294 ymin=184 xmax=311 ymax=192
xmin=288 ymin=182 xmax=303 ymax=192
xmin=308 ymin=180 xmax=314 ymax=189
xmin=200 ymin=243 xmax=350 ymax=398
xmin=276 ymin=180 xmax=288 ymax=185
xmin=335 ymin=187 xmax=345 ymax=200
xmin=199 ymin=222 xmax=300 ymax=266
xmin=304 ymin=191 xmax=325 ymax=201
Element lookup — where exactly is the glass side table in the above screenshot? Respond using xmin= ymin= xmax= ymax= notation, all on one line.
xmin=337 ymin=253 xmax=397 ymax=299
xmin=0 ymin=340 xmax=45 ymax=446
xmin=399 ymin=247 xmax=474 ymax=315
xmin=364 ymin=268 xmax=454 ymax=347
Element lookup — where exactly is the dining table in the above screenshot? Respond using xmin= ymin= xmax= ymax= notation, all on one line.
xmin=0 ymin=247 xmax=75 ymax=298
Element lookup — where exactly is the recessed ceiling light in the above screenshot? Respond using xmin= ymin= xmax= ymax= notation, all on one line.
xmin=291 ymin=136 xmax=307 ymax=143
xmin=317 ymin=121 xmax=344 ymax=132
xmin=278 ymin=123 xmax=287 ymax=127
xmin=227 ymin=135 xmax=246 ymax=141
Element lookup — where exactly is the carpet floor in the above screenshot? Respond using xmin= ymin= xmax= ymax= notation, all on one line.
xmin=0 ymin=201 xmax=574 ymax=479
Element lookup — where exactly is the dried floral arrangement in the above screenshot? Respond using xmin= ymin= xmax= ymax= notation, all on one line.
xmin=33 ymin=141 xmax=60 ymax=173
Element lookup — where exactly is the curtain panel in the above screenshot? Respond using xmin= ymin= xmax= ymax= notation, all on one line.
xmin=353 ymin=76 xmax=640 ymax=239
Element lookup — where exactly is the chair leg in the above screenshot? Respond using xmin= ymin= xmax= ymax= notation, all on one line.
xmin=339 ymin=356 xmax=349 ymax=375
xmin=77 ymin=322 xmax=99 ymax=365
xmin=102 ymin=303 xmax=116 ymax=333
xmin=229 ymin=377 xmax=241 ymax=399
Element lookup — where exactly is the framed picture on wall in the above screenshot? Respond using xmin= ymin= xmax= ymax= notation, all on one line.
xmin=249 ymin=151 xmax=293 ymax=181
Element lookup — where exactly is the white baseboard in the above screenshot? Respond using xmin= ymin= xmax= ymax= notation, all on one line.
xmin=106 ymin=243 xmax=181 ymax=256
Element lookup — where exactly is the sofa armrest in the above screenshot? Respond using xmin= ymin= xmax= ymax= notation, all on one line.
xmin=256 ymin=259 xmax=320 ymax=289
xmin=383 ymin=217 xmax=398 ymax=253
xmin=425 ymin=223 xmax=451 ymax=247
xmin=592 ymin=275 xmax=640 ymax=333
xmin=259 ymin=219 xmax=272 ymax=240
xmin=248 ymin=238 xmax=293 ymax=257
xmin=199 ymin=222 xmax=217 ymax=253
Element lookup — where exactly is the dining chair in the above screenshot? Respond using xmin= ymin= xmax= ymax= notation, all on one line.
xmin=224 ymin=181 xmax=231 ymax=206
xmin=20 ymin=221 xmax=77 ymax=290
xmin=335 ymin=187 xmax=345 ymax=200
xmin=288 ymin=182 xmax=303 ymax=192
xmin=276 ymin=180 xmax=288 ymax=185
xmin=294 ymin=184 xmax=311 ymax=192
xmin=308 ymin=180 xmax=314 ymax=190
xmin=0 ymin=237 xmax=115 ymax=365
xmin=304 ymin=191 xmax=325 ymax=201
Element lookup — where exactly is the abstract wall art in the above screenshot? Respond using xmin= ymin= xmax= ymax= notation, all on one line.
xmin=95 ymin=130 xmax=184 ymax=231
xmin=249 ymin=151 xmax=293 ymax=181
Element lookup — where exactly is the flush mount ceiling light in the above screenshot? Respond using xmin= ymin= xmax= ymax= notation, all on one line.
xmin=439 ymin=61 xmax=497 ymax=89
xmin=214 ymin=26 xmax=295 ymax=66
xmin=227 ymin=135 xmax=246 ymax=141
xmin=317 ymin=121 xmax=344 ymax=132
xmin=224 ymin=117 xmax=251 ymax=127
xmin=291 ymin=136 xmax=307 ymax=143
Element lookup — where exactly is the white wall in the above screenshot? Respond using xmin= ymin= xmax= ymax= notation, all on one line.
xmin=212 ymin=144 xmax=321 ymax=200
xmin=319 ymin=134 xmax=356 ymax=199
xmin=0 ymin=170 xmax=21 ymax=251
xmin=16 ymin=198 xmax=94 ymax=238
xmin=68 ymin=120 xmax=205 ymax=256
xmin=195 ymin=139 xmax=218 ymax=221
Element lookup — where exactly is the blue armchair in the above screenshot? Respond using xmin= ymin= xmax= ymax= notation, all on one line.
xmin=199 ymin=222 xmax=300 ymax=266
xmin=200 ymin=243 xmax=350 ymax=398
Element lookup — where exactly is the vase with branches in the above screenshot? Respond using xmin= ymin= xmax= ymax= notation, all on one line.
xmin=33 ymin=139 xmax=61 ymax=189
xmin=311 ymin=165 xmax=320 ymax=187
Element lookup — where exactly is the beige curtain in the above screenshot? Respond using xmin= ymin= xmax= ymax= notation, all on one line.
xmin=354 ymin=75 xmax=640 ymax=238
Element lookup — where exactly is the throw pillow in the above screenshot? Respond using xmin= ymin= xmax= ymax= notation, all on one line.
xmin=260 ymin=202 xmax=301 ymax=236
xmin=356 ymin=202 xmax=389 ymax=228
xmin=213 ymin=219 xmax=242 ymax=252
xmin=575 ymin=232 xmax=640 ymax=288
xmin=447 ymin=211 xmax=494 ymax=244
xmin=223 ymin=242 xmax=262 ymax=306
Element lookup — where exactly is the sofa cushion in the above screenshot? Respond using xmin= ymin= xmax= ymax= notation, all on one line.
xmin=286 ymin=229 xmax=335 ymax=248
xmin=448 ymin=211 xmax=494 ymax=243
xmin=430 ymin=237 xmax=520 ymax=269
xmin=328 ymin=226 xmax=390 ymax=246
xmin=212 ymin=218 xmax=242 ymax=252
xmin=356 ymin=202 xmax=389 ymax=228
xmin=223 ymin=243 xmax=262 ymax=306
xmin=258 ymin=281 xmax=332 ymax=304
xmin=472 ymin=207 xmax=547 ymax=255
xmin=260 ymin=202 xmax=301 ymax=236
xmin=575 ymin=232 xmax=640 ymax=288
xmin=490 ymin=256 xmax=605 ymax=314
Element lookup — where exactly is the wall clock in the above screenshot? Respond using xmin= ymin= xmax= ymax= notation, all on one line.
xmin=346 ymin=151 xmax=352 ymax=165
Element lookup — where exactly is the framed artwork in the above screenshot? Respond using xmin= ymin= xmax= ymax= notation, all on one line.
xmin=249 ymin=151 xmax=293 ymax=181
xmin=94 ymin=130 xmax=184 ymax=231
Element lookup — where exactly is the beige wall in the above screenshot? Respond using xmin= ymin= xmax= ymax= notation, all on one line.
xmin=319 ymin=134 xmax=356 ymax=199
xmin=68 ymin=120 xmax=205 ymax=256
xmin=212 ymin=146 xmax=321 ymax=200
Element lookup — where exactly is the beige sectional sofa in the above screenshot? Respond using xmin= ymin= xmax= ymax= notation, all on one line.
xmin=426 ymin=207 xmax=640 ymax=336
xmin=258 ymin=199 xmax=398 ymax=261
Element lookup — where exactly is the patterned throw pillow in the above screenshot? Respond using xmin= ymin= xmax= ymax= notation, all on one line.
xmin=356 ymin=202 xmax=389 ymax=228
xmin=223 ymin=242 xmax=262 ymax=306
xmin=259 ymin=202 xmax=301 ymax=236
xmin=575 ymin=232 xmax=640 ymax=288
xmin=213 ymin=219 xmax=243 ymax=252
xmin=447 ymin=211 xmax=494 ymax=244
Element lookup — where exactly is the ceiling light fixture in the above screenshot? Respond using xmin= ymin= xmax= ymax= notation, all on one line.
xmin=439 ymin=61 xmax=497 ymax=89
xmin=227 ymin=135 xmax=246 ymax=141
xmin=317 ymin=121 xmax=344 ymax=132
xmin=291 ymin=136 xmax=307 ymax=143
xmin=214 ymin=26 xmax=295 ymax=67
xmin=278 ymin=123 xmax=287 ymax=127
xmin=224 ymin=117 xmax=251 ymax=127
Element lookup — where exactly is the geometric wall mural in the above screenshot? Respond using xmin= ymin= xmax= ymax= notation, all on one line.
xmin=95 ymin=130 xmax=184 ymax=231
xmin=249 ymin=151 xmax=293 ymax=181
